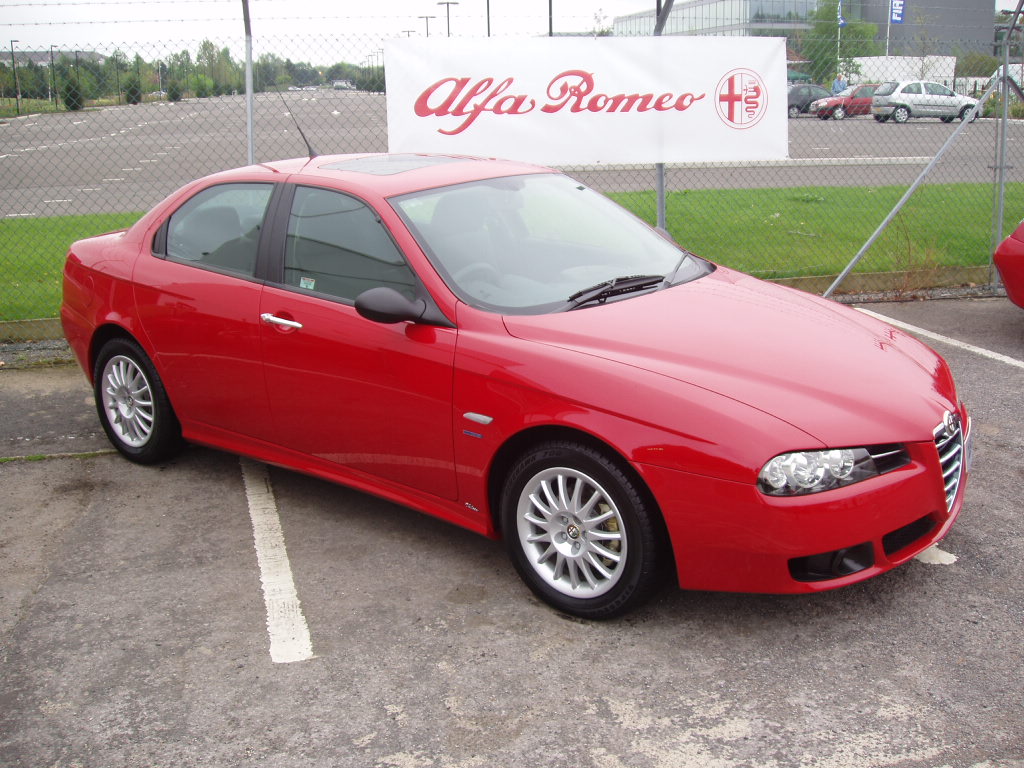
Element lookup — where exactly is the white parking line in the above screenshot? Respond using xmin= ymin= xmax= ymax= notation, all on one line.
xmin=239 ymin=458 xmax=314 ymax=664
xmin=858 ymin=308 xmax=1024 ymax=370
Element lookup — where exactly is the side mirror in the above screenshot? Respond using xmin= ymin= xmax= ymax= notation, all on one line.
xmin=355 ymin=287 xmax=427 ymax=324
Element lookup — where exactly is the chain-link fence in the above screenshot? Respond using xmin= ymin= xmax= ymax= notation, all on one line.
xmin=1 ymin=28 xmax=1019 ymax=341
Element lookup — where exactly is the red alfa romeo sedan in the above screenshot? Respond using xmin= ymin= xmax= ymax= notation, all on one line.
xmin=62 ymin=153 xmax=971 ymax=619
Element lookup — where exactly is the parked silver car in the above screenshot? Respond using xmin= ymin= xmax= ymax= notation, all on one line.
xmin=871 ymin=80 xmax=979 ymax=123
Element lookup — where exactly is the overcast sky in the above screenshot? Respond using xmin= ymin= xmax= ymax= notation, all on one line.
xmin=3 ymin=0 xmax=1015 ymax=55
xmin=3 ymin=0 xmax=661 ymax=47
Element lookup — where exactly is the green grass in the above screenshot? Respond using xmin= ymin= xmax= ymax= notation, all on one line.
xmin=0 ymin=212 xmax=142 ymax=321
xmin=1 ymin=181 xmax=1018 ymax=323
xmin=611 ymin=182 xmax=1021 ymax=279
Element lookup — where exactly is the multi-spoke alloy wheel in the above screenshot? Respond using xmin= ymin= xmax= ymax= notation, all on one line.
xmin=93 ymin=338 xmax=182 ymax=464
xmin=101 ymin=354 xmax=155 ymax=448
xmin=516 ymin=467 xmax=627 ymax=598
xmin=502 ymin=442 xmax=665 ymax=619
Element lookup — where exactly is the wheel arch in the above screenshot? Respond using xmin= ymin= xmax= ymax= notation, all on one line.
xmin=486 ymin=425 xmax=673 ymax=565
xmin=88 ymin=323 xmax=145 ymax=382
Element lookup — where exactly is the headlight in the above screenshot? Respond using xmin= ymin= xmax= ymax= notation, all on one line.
xmin=758 ymin=448 xmax=883 ymax=496
xmin=810 ymin=100 xmax=823 ymax=109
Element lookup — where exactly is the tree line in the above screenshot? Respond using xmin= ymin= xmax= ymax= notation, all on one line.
xmin=0 ymin=40 xmax=384 ymax=111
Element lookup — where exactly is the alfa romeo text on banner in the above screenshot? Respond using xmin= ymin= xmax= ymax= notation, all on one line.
xmin=384 ymin=37 xmax=788 ymax=166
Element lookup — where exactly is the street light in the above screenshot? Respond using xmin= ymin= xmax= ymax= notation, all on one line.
xmin=418 ymin=15 xmax=436 ymax=36
xmin=438 ymin=1 xmax=458 ymax=37
xmin=9 ymin=40 xmax=21 ymax=116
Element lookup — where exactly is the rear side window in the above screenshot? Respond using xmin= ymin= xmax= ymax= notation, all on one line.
xmin=284 ymin=186 xmax=416 ymax=302
xmin=902 ymin=82 xmax=922 ymax=95
xmin=925 ymin=82 xmax=953 ymax=96
xmin=165 ymin=183 xmax=273 ymax=276
xmin=875 ymin=82 xmax=897 ymax=96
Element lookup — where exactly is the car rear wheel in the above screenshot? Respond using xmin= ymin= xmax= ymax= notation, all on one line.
xmin=94 ymin=337 xmax=183 ymax=464
xmin=501 ymin=442 xmax=665 ymax=619
xmin=941 ymin=116 xmax=955 ymax=123
xmin=892 ymin=106 xmax=910 ymax=123
xmin=832 ymin=106 xmax=846 ymax=120
xmin=788 ymin=104 xmax=800 ymax=119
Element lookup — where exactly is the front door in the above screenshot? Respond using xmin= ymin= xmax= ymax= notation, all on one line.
xmin=259 ymin=184 xmax=458 ymax=500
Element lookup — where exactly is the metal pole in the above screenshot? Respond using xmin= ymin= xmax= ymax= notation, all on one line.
xmin=549 ymin=0 xmax=553 ymax=37
xmin=10 ymin=40 xmax=21 ymax=116
xmin=654 ymin=1 xmax=676 ymax=230
xmin=487 ymin=0 xmax=491 ymax=36
xmin=49 ymin=45 xmax=56 ymax=105
xmin=419 ymin=16 xmax=436 ymax=36
xmin=242 ymin=0 xmax=255 ymax=165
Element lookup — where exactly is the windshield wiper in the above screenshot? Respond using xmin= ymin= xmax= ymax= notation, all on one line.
xmin=567 ymin=275 xmax=665 ymax=309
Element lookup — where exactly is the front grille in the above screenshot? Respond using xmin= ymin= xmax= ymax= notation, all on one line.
xmin=933 ymin=413 xmax=965 ymax=511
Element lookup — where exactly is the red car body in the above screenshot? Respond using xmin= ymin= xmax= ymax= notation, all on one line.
xmin=62 ymin=154 xmax=970 ymax=616
xmin=811 ymin=84 xmax=880 ymax=120
xmin=994 ymin=219 xmax=1024 ymax=308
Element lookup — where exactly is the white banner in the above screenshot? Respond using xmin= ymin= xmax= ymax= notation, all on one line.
xmin=384 ymin=37 xmax=788 ymax=166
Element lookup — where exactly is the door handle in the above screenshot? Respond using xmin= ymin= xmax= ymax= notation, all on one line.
xmin=260 ymin=313 xmax=303 ymax=330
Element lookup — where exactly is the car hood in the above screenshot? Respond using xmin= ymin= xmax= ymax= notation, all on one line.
xmin=502 ymin=267 xmax=956 ymax=447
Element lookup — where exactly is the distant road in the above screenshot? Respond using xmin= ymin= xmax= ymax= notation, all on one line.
xmin=0 ymin=90 xmax=1018 ymax=216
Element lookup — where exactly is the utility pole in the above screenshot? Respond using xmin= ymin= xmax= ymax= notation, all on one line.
xmin=418 ymin=15 xmax=436 ymax=37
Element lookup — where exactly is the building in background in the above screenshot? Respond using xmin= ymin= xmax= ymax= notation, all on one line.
xmin=613 ymin=0 xmax=994 ymax=57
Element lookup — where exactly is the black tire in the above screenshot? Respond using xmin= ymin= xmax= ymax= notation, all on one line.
xmin=959 ymin=106 xmax=977 ymax=123
xmin=941 ymin=116 xmax=955 ymax=123
xmin=832 ymin=106 xmax=846 ymax=120
xmin=93 ymin=337 xmax=183 ymax=464
xmin=500 ymin=441 xmax=666 ymax=619
xmin=788 ymin=104 xmax=800 ymax=119
xmin=874 ymin=114 xmax=888 ymax=122
xmin=892 ymin=106 xmax=910 ymax=123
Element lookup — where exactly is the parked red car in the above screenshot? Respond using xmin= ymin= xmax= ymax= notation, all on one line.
xmin=61 ymin=153 xmax=971 ymax=618
xmin=811 ymin=84 xmax=880 ymax=120
xmin=994 ymin=219 xmax=1024 ymax=308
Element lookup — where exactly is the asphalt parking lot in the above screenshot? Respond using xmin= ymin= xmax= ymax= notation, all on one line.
xmin=1 ymin=297 xmax=1022 ymax=768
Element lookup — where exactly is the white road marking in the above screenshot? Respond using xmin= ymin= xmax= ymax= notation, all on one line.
xmin=858 ymin=308 xmax=1024 ymax=370
xmin=915 ymin=545 xmax=958 ymax=565
xmin=239 ymin=458 xmax=314 ymax=664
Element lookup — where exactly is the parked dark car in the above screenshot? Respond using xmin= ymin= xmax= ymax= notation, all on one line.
xmin=788 ymin=84 xmax=832 ymax=118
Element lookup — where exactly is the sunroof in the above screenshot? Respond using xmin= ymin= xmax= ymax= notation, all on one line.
xmin=320 ymin=154 xmax=471 ymax=175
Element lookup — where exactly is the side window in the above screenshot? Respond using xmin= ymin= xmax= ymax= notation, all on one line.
xmin=165 ymin=183 xmax=273 ymax=276
xmin=284 ymin=186 xmax=416 ymax=302
xmin=902 ymin=83 xmax=922 ymax=95
xmin=926 ymin=83 xmax=953 ymax=97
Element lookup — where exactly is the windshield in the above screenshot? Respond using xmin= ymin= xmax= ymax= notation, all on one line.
xmin=391 ymin=173 xmax=712 ymax=314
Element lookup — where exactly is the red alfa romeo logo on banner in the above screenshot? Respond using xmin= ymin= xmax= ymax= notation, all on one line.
xmin=716 ymin=69 xmax=767 ymax=129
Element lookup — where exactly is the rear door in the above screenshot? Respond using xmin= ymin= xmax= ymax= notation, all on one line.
xmin=134 ymin=181 xmax=278 ymax=441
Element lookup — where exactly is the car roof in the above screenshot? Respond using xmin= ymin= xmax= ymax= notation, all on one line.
xmin=207 ymin=153 xmax=556 ymax=198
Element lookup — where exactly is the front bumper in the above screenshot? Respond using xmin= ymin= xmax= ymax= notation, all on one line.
xmin=636 ymin=418 xmax=969 ymax=594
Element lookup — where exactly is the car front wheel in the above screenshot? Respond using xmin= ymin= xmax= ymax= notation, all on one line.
xmin=959 ymin=106 xmax=977 ymax=122
xmin=94 ymin=337 xmax=183 ymax=464
xmin=892 ymin=106 xmax=910 ymax=123
xmin=874 ymin=114 xmax=889 ymax=122
xmin=833 ymin=106 xmax=846 ymax=120
xmin=501 ymin=442 xmax=665 ymax=619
